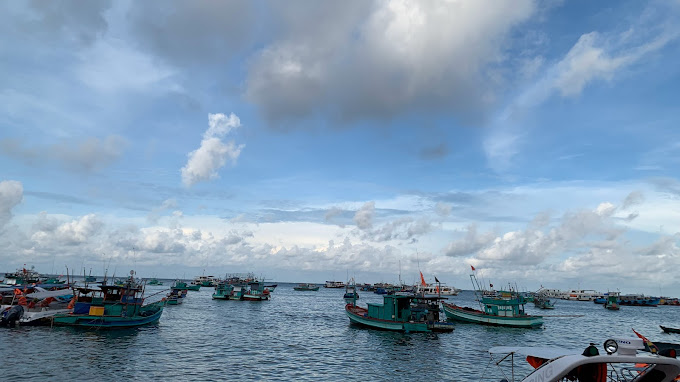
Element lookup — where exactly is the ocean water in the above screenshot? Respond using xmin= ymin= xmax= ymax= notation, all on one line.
xmin=2 ymin=284 xmax=679 ymax=381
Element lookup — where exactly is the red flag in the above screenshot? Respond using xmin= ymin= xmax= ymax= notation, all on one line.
xmin=470 ymin=265 xmax=476 ymax=271
xmin=419 ymin=271 xmax=427 ymax=287
xmin=633 ymin=328 xmax=659 ymax=353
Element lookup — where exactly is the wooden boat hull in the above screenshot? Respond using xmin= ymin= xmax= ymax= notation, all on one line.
xmin=52 ymin=303 xmax=164 ymax=328
xmin=345 ymin=304 xmax=454 ymax=333
xmin=212 ymin=294 xmax=229 ymax=300
xmin=442 ymin=303 xmax=543 ymax=328
xmin=293 ymin=287 xmax=319 ymax=291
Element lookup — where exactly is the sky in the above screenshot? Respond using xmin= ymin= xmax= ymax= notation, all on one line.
xmin=1 ymin=0 xmax=680 ymax=295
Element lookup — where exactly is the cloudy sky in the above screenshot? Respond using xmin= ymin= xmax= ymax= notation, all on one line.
xmin=1 ymin=0 xmax=679 ymax=295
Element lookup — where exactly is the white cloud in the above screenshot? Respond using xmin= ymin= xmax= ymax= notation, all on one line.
xmin=353 ymin=201 xmax=375 ymax=230
xmin=0 ymin=180 xmax=23 ymax=228
xmin=0 ymin=135 xmax=128 ymax=172
xmin=181 ymin=113 xmax=244 ymax=187
xmin=246 ymin=0 xmax=535 ymax=122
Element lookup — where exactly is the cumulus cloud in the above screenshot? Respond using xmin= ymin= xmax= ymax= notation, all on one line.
xmin=434 ymin=202 xmax=452 ymax=217
xmin=353 ymin=201 xmax=375 ymax=230
xmin=444 ymin=224 xmax=497 ymax=257
xmin=246 ymin=0 xmax=535 ymax=123
xmin=0 ymin=180 xmax=23 ymax=228
xmin=446 ymin=203 xmax=628 ymax=267
xmin=181 ymin=113 xmax=244 ymax=187
xmin=0 ymin=136 xmax=128 ymax=172
xmin=31 ymin=214 xmax=104 ymax=246
xmin=622 ymin=191 xmax=644 ymax=209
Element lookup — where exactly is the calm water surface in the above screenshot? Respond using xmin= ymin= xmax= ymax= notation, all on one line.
xmin=2 ymin=285 xmax=679 ymax=381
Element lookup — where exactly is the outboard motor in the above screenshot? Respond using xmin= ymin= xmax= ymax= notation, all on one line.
xmin=1 ymin=305 xmax=25 ymax=328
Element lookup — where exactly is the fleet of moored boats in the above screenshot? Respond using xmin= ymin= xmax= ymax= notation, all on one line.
xmin=4 ymin=265 xmax=680 ymax=381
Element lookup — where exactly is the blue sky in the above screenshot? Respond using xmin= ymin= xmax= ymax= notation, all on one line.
xmin=1 ymin=0 xmax=680 ymax=295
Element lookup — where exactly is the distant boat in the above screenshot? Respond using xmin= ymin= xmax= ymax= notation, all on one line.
xmin=3 ymin=266 xmax=41 ymax=285
xmin=84 ymin=275 xmax=97 ymax=283
xmin=442 ymin=270 xmax=543 ymax=328
xmin=242 ymin=281 xmax=270 ymax=301
xmin=343 ymin=278 xmax=359 ymax=303
xmin=345 ymin=294 xmax=454 ymax=333
xmin=604 ymin=292 xmax=621 ymax=310
xmin=148 ymin=278 xmax=163 ymax=286
xmin=533 ymin=296 xmax=555 ymax=310
xmin=416 ymin=284 xmax=460 ymax=296
xmin=293 ymin=283 xmax=319 ymax=291
xmin=52 ymin=271 xmax=164 ymax=328
xmin=166 ymin=288 xmax=187 ymax=305
xmin=172 ymin=280 xmax=200 ymax=291
xmin=661 ymin=325 xmax=680 ymax=334
xmin=324 ymin=281 xmax=345 ymax=288
xmin=212 ymin=283 xmax=233 ymax=300
xmin=192 ymin=274 xmax=218 ymax=287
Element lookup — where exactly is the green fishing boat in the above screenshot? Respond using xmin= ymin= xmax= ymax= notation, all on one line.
xmin=345 ymin=294 xmax=455 ymax=333
xmin=293 ymin=283 xmax=319 ymax=291
xmin=166 ymin=288 xmax=186 ymax=305
xmin=172 ymin=280 xmax=200 ymax=291
xmin=212 ymin=283 xmax=234 ymax=300
xmin=605 ymin=292 xmax=620 ymax=310
xmin=52 ymin=272 xmax=164 ymax=328
xmin=148 ymin=278 xmax=163 ymax=286
xmin=442 ymin=270 xmax=543 ymax=328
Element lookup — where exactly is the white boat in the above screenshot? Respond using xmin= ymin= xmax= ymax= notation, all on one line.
xmin=191 ymin=274 xmax=218 ymax=287
xmin=324 ymin=281 xmax=345 ymax=288
xmin=486 ymin=337 xmax=680 ymax=381
xmin=415 ymin=284 xmax=461 ymax=296
xmin=564 ymin=289 xmax=604 ymax=301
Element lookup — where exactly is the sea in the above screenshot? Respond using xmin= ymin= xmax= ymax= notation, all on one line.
xmin=2 ymin=283 xmax=678 ymax=381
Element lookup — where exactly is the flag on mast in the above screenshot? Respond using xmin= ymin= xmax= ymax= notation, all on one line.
xmin=434 ymin=276 xmax=440 ymax=283
xmin=419 ymin=271 xmax=427 ymax=287
xmin=470 ymin=265 xmax=476 ymax=271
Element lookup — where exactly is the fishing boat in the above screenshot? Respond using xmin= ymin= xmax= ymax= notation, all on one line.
xmin=345 ymin=294 xmax=455 ymax=333
xmin=324 ymin=280 xmax=345 ymax=288
xmin=52 ymin=271 xmax=164 ymax=328
xmin=148 ymin=278 xmax=163 ymax=286
xmin=293 ymin=283 xmax=319 ymax=291
xmin=172 ymin=280 xmax=200 ymax=291
xmin=343 ymin=278 xmax=359 ymax=303
xmin=212 ymin=283 xmax=234 ymax=300
xmin=229 ymin=284 xmax=247 ymax=300
xmin=486 ymin=336 xmax=680 ymax=381
xmin=661 ymin=325 xmax=680 ymax=334
xmin=441 ymin=269 xmax=543 ymax=328
xmin=242 ymin=281 xmax=270 ymax=301
xmin=604 ymin=292 xmax=620 ymax=310
xmin=3 ymin=266 xmax=42 ymax=285
xmin=84 ymin=275 xmax=97 ymax=283
xmin=165 ymin=288 xmax=186 ymax=305
xmin=533 ymin=295 xmax=555 ymax=309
